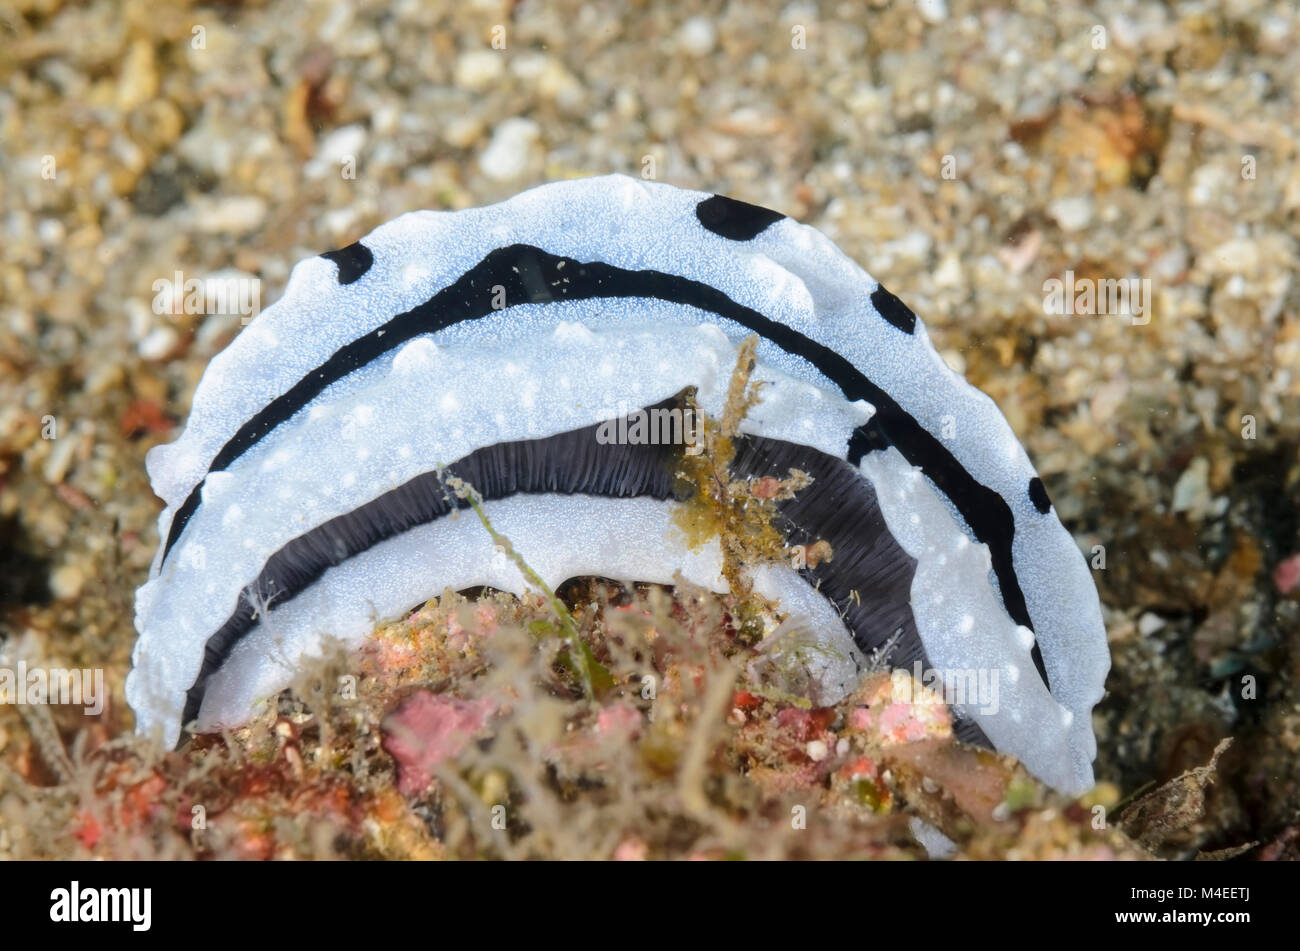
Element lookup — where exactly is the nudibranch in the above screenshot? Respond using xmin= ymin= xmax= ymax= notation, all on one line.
xmin=130 ymin=175 xmax=1109 ymax=794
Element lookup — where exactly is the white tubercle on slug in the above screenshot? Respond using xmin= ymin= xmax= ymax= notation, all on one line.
xmin=130 ymin=174 xmax=1109 ymax=795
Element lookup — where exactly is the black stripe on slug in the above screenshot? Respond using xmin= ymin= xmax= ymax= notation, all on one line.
xmin=730 ymin=435 xmax=918 ymax=659
xmin=1028 ymin=477 xmax=1052 ymax=514
xmin=179 ymin=405 xmax=683 ymax=733
xmin=160 ymin=243 xmax=1047 ymax=691
xmin=870 ymin=285 xmax=917 ymax=335
xmin=734 ymin=435 xmax=1012 ymax=740
xmin=694 ymin=195 xmax=785 ymax=241
xmin=320 ymin=241 xmax=374 ymax=285
xmin=179 ymin=405 xmax=991 ymax=750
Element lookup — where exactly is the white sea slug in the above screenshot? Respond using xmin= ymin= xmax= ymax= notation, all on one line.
xmin=129 ymin=175 xmax=1110 ymax=794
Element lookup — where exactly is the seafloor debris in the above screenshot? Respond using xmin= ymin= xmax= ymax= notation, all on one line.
xmin=1118 ymin=737 xmax=1233 ymax=856
xmin=0 ymin=577 xmax=1152 ymax=860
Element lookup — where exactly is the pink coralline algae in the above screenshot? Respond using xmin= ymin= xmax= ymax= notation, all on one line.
xmin=847 ymin=670 xmax=953 ymax=745
xmin=596 ymin=703 xmax=644 ymax=740
xmin=381 ymin=691 xmax=496 ymax=796
xmin=1274 ymin=553 xmax=1300 ymax=595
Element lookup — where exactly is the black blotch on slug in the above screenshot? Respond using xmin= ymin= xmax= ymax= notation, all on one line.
xmin=870 ymin=285 xmax=917 ymax=335
xmin=320 ymin=241 xmax=374 ymax=285
xmin=1028 ymin=477 xmax=1052 ymax=514
xmin=695 ymin=195 xmax=784 ymax=241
